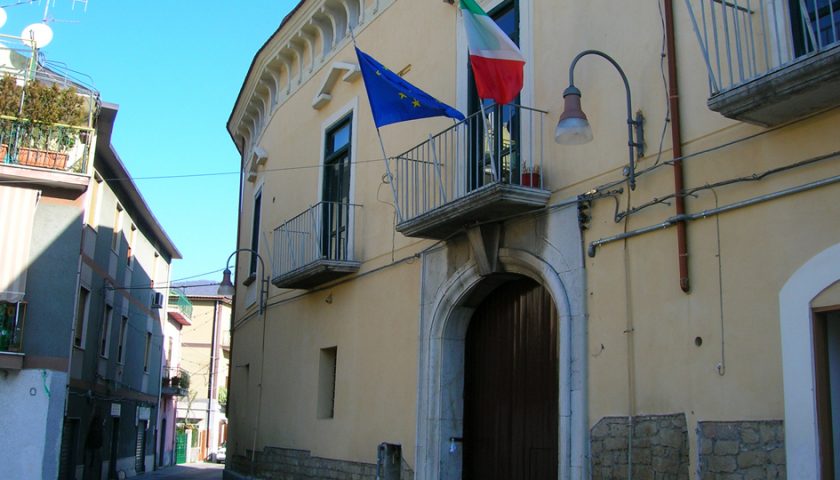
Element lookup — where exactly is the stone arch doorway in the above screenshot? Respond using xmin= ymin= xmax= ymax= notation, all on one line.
xmin=463 ymin=277 xmax=558 ymax=479
xmin=415 ymin=247 xmax=580 ymax=480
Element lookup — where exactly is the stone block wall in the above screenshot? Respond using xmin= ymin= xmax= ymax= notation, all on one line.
xmin=590 ymin=413 xmax=690 ymax=479
xmin=697 ymin=420 xmax=785 ymax=479
xmin=227 ymin=446 xmax=414 ymax=480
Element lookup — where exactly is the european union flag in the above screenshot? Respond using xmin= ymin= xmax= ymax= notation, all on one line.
xmin=356 ymin=47 xmax=465 ymax=128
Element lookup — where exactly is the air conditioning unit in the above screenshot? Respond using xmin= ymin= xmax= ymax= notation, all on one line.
xmin=151 ymin=292 xmax=164 ymax=309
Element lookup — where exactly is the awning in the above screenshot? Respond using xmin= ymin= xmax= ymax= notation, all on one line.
xmin=0 ymin=186 xmax=40 ymax=303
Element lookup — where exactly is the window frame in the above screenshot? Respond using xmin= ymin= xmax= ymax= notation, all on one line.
xmin=127 ymin=224 xmax=137 ymax=268
xmin=87 ymin=173 xmax=103 ymax=228
xmin=99 ymin=304 xmax=113 ymax=358
xmin=143 ymin=331 xmax=152 ymax=374
xmin=788 ymin=0 xmax=840 ymax=57
xmin=117 ymin=315 xmax=128 ymax=364
xmin=317 ymin=346 xmax=338 ymax=419
xmin=73 ymin=287 xmax=91 ymax=349
xmin=248 ymin=188 xmax=263 ymax=278
xmin=112 ymin=204 xmax=123 ymax=253
xmin=321 ymin=114 xmax=353 ymax=261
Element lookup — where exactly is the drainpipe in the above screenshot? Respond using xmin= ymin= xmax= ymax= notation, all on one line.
xmin=664 ymin=0 xmax=690 ymax=293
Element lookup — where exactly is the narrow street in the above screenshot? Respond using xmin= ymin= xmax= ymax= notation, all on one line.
xmin=140 ymin=463 xmax=223 ymax=479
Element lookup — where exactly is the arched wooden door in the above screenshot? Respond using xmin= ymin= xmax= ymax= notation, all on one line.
xmin=463 ymin=277 xmax=558 ymax=480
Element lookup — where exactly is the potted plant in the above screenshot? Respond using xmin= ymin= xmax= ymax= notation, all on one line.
xmin=0 ymin=75 xmax=86 ymax=170
xmin=521 ymin=164 xmax=541 ymax=188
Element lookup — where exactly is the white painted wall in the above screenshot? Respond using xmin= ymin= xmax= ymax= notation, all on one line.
xmin=0 ymin=369 xmax=67 ymax=480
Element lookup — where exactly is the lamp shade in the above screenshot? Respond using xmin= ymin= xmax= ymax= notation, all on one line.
xmin=218 ymin=268 xmax=235 ymax=296
xmin=555 ymin=86 xmax=594 ymax=145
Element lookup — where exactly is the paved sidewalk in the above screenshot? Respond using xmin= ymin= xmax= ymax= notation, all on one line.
xmin=140 ymin=462 xmax=224 ymax=479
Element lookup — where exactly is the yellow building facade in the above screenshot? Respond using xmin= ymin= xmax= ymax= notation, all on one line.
xmin=226 ymin=0 xmax=840 ymax=478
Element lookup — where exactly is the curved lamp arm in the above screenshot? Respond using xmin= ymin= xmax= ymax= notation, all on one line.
xmin=558 ymin=49 xmax=645 ymax=190
xmin=219 ymin=248 xmax=268 ymax=314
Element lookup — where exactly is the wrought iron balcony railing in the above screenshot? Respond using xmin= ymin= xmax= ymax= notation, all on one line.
xmin=0 ymin=116 xmax=94 ymax=174
xmin=390 ymin=103 xmax=550 ymax=239
xmin=169 ymin=289 xmax=193 ymax=320
xmin=272 ymin=201 xmax=361 ymax=289
xmin=161 ymin=366 xmax=190 ymax=396
xmin=686 ymin=0 xmax=840 ymax=93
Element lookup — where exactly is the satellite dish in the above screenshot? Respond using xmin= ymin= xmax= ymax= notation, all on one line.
xmin=0 ymin=9 xmax=7 ymax=29
xmin=21 ymin=23 xmax=54 ymax=49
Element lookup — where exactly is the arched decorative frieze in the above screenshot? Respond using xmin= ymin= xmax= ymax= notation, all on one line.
xmin=342 ymin=0 xmax=362 ymax=30
xmin=287 ymin=40 xmax=306 ymax=85
xmin=264 ymin=59 xmax=283 ymax=111
xmin=297 ymin=29 xmax=317 ymax=74
xmin=229 ymin=0 xmax=399 ymax=157
xmin=310 ymin=14 xmax=334 ymax=61
xmin=243 ymin=108 xmax=260 ymax=144
xmin=255 ymin=82 xmax=271 ymax=132
xmin=277 ymin=53 xmax=294 ymax=95
xmin=324 ymin=0 xmax=349 ymax=45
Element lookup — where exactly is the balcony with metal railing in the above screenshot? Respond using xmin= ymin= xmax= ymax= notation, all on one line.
xmin=161 ymin=366 xmax=190 ymax=397
xmin=391 ymin=103 xmax=550 ymax=239
xmin=168 ymin=288 xmax=194 ymax=322
xmin=685 ymin=0 xmax=840 ymax=125
xmin=272 ymin=201 xmax=361 ymax=289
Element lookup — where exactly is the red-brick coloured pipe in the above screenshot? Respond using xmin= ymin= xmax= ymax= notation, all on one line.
xmin=665 ymin=0 xmax=690 ymax=293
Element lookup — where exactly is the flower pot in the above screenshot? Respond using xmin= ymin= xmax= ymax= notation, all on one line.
xmin=17 ymin=147 xmax=68 ymax=170
xmin=521 ymin=172 xmax=541 ymax=188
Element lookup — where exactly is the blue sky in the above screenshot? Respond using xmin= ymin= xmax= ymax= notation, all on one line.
xmin=1 ymin=0 xmax=298 ymax=284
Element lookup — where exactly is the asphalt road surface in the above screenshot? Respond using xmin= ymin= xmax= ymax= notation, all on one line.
xmin=139 ymin=462 xmax=224 ymax=479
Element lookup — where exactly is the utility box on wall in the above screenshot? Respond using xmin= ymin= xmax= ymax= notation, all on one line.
xmin=377 ymin=442 xmax=401 ymax=480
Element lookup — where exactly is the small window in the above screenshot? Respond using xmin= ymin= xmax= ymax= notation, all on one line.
xmin=127 ymin=224 xmax=137 ymax=267
xmin=99 ymin=304 xmax=113 ymax=358
xmin=117 ymin=315 xmax=128 ymax=364
xmin=73 ymin=287 xmax=90 ymax=348
xmin=87 ymin=174 xmax=103 ymax=227
xmin=249 ymin=190 xmax=262 ymax=276
xmin=317 ymin=346 xmax=338 ymax=419
xmin=112 ymin=204 xmax=123 ymax=252
xmin=143 ymin=332 xmax=152 ymax=373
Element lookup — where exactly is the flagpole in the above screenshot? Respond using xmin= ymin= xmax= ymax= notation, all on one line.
xmin=376 ymin=127 xmax=404 ymax=223
xmin=351 ymin=29 xmax=405 ymax=222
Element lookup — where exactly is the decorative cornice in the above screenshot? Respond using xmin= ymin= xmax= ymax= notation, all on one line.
xmin=228 ymin=0 xmax=395 ymax=163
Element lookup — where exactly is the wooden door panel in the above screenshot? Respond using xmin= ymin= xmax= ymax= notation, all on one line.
xmin=463 ymin=278 xmax=558 ymax=480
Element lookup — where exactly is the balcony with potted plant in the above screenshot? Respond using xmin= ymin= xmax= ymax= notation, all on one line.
xmin=0 ymin=74 xmax=96 ymax=189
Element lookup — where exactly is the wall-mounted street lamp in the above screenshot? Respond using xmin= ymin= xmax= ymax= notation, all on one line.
xmin=218 ymin=248 xmax=269 ymax=315
xmin=555 ymin=49 xmax=645 ymax=190
xmin=218 ymin=248 xmax=271 ymax=473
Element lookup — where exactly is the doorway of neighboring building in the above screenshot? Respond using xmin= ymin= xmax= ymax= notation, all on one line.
xmin=108 ymin=418 xmax=119 ymax=479
xmin=462 ymin=277 xmax=558 ymax=479
xmin=135 ymin=420 xmax=147 ymax=473
xmin=159 ymin=418 xmax=166 ymax=467
xmin=58 ymin=418 xmax=79 ymax=480
xmin=814 ymin=308 xmax=840 ymax=478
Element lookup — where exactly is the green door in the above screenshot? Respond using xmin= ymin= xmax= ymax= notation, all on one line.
xmin=175 ymin=431 xmax=187 ymax=464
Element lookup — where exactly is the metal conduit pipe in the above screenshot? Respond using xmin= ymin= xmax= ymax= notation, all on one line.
xmin=665 ymin=0 xmax=691 ymax=293
xmin=587 ymin=173 xmax=840 ymax=256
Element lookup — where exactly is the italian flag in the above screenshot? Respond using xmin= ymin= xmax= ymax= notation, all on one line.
xmin=460 ymin=0 xmax=525 ymax=105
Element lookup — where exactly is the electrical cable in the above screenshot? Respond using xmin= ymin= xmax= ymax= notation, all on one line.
xmin=591 ymin=104 xmax=840 ymax=195
xmin=615 ymin=148 xmax=840 ymax=221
